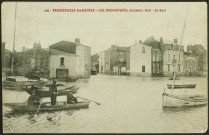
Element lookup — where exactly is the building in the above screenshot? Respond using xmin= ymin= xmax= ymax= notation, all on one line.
xmin=99 ymin=45 xmax=129 ymax=75
xmin=130 ymin=41 xmax=152 ymax=76
xmin=143 ymin=36 xmax=184 ymax=76
xmin=15 ymin=42 xmax=49 ymax=77
xmin=49 ymin=38 xmax=91 ymax=79
xmin=91 ymin=53 xmax=99 ymax=73
xmin=187 ymin=44 xmax=207 ymax=75
xmin=183 ymin=51 xmax=198 ymax=76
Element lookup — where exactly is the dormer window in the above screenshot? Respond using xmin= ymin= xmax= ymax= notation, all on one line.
xmin=142 ymin=47 xmax=145 ymax=53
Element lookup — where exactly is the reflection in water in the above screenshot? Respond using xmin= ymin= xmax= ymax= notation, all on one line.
xmin=2 ymin=75 xmax=208 ymax=133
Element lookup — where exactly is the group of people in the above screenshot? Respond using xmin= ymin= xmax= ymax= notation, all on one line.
xmin=27 ymin=79 xmax=78 ymax=107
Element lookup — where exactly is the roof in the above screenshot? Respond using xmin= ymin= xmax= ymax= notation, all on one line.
xmin=131 ymin=42 xmax=152 ymax=48
xmin=49 ymin=41 xmax=77 ymax=54
xmin=49 ymin=48 xmax=76 ymax=56
xmin=143 ymin=38 xmax=160 ymax=49
xmin=143 ymin=37 xmax=184 ymax=51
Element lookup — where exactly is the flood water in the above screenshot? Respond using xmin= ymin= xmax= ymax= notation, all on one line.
xmin=2 ymin=75 xmax=208 ymax=133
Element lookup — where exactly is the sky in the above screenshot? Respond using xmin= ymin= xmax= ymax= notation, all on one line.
xmin=1 ymin=2 xmax=207 ymax=54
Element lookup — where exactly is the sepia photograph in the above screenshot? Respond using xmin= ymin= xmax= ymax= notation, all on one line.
xmin=1 ymin=1 xmax=208 ymax=133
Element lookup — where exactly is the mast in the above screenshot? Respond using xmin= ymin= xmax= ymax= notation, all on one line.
xmin=171 ymin=3 xmax=189 ymax=94
xmin=11 ymin=2 xmax=17 ymax=74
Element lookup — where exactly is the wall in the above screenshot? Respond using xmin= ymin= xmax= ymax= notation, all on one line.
xmin=130 ymin=43 xmax=152 ymax=76
xmin=76 ymin=46 xmax=85 ymax=76
xmin=50 ymin=54 xmax=76 ymax=78
xmin=152 ymin=48 xmax=162 ymax=76
xmin=163 ymin=50 xmax=184 ymax=76
xmin=183 ymin=55 xmax=199 ymax=76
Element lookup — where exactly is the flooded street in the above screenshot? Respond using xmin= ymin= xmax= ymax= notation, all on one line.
xmin=3 ymin=75 xmax=208 ymax=133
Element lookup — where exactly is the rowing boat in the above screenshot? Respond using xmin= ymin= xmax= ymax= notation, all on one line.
xmin=167 ymin=84 xmax=196 ymax=89
xmin=3 ymin=101 xmax=90 ymax=112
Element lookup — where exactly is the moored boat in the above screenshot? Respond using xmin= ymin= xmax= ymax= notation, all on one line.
xmin=162 ymin=92 xmax=207 ymax=110
xmin=167 ymin=84 xmax=196 ymax=89
xmin=3 ymin=101 xmax=90 ymax=112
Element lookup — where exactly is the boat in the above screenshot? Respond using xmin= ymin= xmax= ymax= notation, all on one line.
xmin=57 ymin=77 xmax=79 ymax=82
xmin=3 ymin=100 xmax=90 ymax=112
xmin=167 ymin=84 xmax=196 ymax=89
xmin=2 ymin=78 xmax=46 ymax=90
xmin=25 ymin=86 xmax=79 ymax=97
xmin=162 ymin=93 xmax=207 ymax=110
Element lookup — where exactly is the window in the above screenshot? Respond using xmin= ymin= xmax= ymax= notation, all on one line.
xmin=157 ymin=63 xmax=159 ymax=73
xmin=173 ymin=54 xmax=175 ymax=61
xmin=178 ymin=65 xmax=181 ymax=71
xmin=186 ymin=61 xmax=188 ymax=67
xmin=60 ymin=57 xmax=64 ymax=65
xmin=194 ymin=61 xmax=196 ymax=67
xmin=168 ymin=54 xmax=170 ymax=62
xmin=142 ymin=66 xmax=145 ymax=72
xmin=142 ymin=47 xmax=145 ymax=53
xmin=153 ymin=64 xmax=155 ymax=73
xmin=168 ymin=65 xmax=170 ymax=72
xmin=179 ymin=54 xmax=180 ymax=62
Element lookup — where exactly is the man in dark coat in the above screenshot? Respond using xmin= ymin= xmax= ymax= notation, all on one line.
xmin=28 ymin=90 xmax=40 ymax=106
xmin=50 ymin=79 xmax=57 ymax=105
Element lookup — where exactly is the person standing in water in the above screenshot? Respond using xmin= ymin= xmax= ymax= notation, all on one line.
xmin=50 ymin=79 xmax=57 ymax=105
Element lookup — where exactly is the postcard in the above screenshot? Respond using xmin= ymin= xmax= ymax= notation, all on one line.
xmin=1 ymin=2 xmax=208 ymax=133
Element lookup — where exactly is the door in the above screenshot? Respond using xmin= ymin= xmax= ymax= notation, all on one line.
xmin=56 ymin=69 xmax=69 ymax=78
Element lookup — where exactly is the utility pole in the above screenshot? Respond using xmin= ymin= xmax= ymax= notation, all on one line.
xmin=11 ymin=2 xmax=17 ymax=74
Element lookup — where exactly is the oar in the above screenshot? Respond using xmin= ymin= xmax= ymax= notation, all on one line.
xmin=77 ymin=96 xmax=101 ymax=105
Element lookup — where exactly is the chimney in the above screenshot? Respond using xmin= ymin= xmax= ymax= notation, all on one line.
xmin=174 ymin=38 xmax=178 ymax=44
xmin=160 ymin=37 xmax=163 ymax=44
xmin=75 ymin=38 xmax=80 ymax=43
xmin=139 ymin=40 xmax=142 ymax=44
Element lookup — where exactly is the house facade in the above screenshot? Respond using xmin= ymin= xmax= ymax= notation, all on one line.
xmin=130 ymin=41 xmax=152 ymax=76
xmin=98 ymin=45 xmax=129 ymax=75
xmin=187 ymin=44 xmax=207 ymax=75
xmin=143 ymin=36 xmax=184 ymax=76
xmin=49 ymin=38 xmax=91 ymax=79
xmin=183 ymin=51 xmax=198 ymax=76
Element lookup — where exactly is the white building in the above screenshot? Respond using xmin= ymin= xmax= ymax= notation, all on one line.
xmin=49 ymin=38 xmax=91 ymax=78
xmin=130 ymin=42 xmax=152 ymax=76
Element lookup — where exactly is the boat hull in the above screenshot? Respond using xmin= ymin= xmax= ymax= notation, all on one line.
xmin=4 ymin=101 xmax=90 ymax=112
xmin=167 ymin=84 xmax=196 ymax=89
xmin=162 ymin=93 xmax=207 ymax=110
